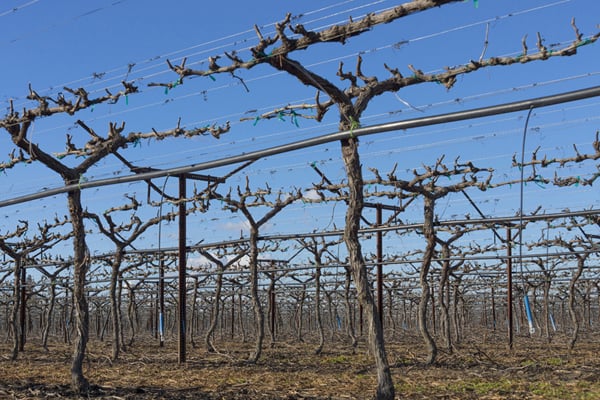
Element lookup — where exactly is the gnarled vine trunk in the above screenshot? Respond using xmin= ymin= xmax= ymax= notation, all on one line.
xmin=68 ymin=190 xmax=90 ymax=393
xmin=42 ymin=280 xmax=56 ymax=351
xmin=343 ymin=267 xmax=358 ymax=350
xmin=568 ymin=257 xmax=585 ymax=350
xmin=419 ymin=196 xmax=437 ymax=364
xmin=248 ymin=226 xmax=264 ymax=363
xmin=109 ymin=251 xmax=123 ymax=361
xmin=438 ymin=246 xmax=452 ymax=352
xmin=10 ymin=256 xmax=22 ymax=360
xmin=340 ymin=135 xmax=394 ymax=400
xmin=314 ymin=263 xmax=325 ymax=355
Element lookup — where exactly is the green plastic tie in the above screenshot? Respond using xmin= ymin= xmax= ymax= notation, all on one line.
xmin=577 ymin=38 xmax=592 ymax=48
xmin=534 ymin=175 xmax=546 ymax=189
xmin=125 ymin=95 xmax=129 ymax=105
xmin=278 ymin=111 xmax=285 ymax=122
xmin=78 ymin=174 xmax=88 ymax=189
xmin=349 ymin=117 xmax=360 ymax=138
xmin=253 ymin=116 xmax=260 ymax=126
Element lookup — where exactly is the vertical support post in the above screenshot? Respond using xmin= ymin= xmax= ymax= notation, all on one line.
xmin=19 ymin=264 xmax=27 ymax=351
xmin=507 ymin=227 xmax=514 ymax=349
xmin=376 ymin=204 xmax=383 ymax=326
xmin=159 ymin=258 xmax=165 ymax=346
xmin=359 ymin=304 xmax=363 ymax=336
xmin=491 ymin=285 xmax=497 ymax=331
xmin=153 ymin=284 xmax=158 ymax=339
xmin=63 ymin=285 xmax=69 ymax=343
xmin=149 ymin=289 xmax=155 ymax=338
xmin=270 ymin=286 xmax=276 ymax=341
xmin=482 ymin=293 xmax=488 ymax=328
xmin=178 ymin=175 xmax=187 ymax=364
xmin=231 ymin=294 xmax=235 ymax=339
xmin=430 ymin=276 xmax=436 ymax=334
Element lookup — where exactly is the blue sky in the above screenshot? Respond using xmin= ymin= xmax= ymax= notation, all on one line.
xmin=0 ymin=0 xmax=599 ymax=280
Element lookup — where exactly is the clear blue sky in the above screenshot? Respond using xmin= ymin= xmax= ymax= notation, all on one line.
xmin=1 ymin=0 xmax=599 ymax=276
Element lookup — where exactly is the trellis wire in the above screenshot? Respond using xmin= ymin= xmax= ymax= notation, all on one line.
xmin=2 ymin=85 xmax=600 ymax=209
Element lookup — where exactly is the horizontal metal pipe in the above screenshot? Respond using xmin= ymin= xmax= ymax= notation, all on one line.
xmin=7 ymin=250 xmax=593 ymax=288
xmin=114 ymin=208 xmax=600 ymax=256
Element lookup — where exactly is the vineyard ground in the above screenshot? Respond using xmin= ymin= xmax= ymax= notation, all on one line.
xmin=1 ymin=332 xmax=599 ymax=399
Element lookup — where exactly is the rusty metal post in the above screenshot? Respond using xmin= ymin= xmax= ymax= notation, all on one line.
xmin=19 ymin=263 xmax=26 ymax=351
xmin=430 ymin=276 xmax=436 ymax=334
xmin=231 ymin=294 xmax=235 ymax=339
xmin=159 ymin=260 xmax=165 ymax=346
xmin=491 ymin=285 xmax=497 ymax=331
xmin=359 ymin=304 xmax=363 ymax=336
xmin=152 ymin=287 xmax=157 ymax=339
xmin=507 ymin=227 xmax=514 ymax=349
xmin=270 ymin=287 xmax=276 ymax=341
xmin=178 ymin=175 xmax=187 ymax=364
xmin=376 ymin=204 xmax=383 ymax=327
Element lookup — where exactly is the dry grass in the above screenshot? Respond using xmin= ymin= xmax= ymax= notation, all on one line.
xmin=1 ymin=331 xmax=600 ymax=399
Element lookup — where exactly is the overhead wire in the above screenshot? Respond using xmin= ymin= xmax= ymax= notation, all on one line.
xmin=5 ymin=81 xmax=599 ymax=204
xmin=20 ymin=63 xmax=599 ymax=167
xmin=0 ymin=0 xmax=41 ymax=17
xmin=17 ymin=64 xmax=598 ymax=186
xmin=3 ymin=0 xmax=575 ymax=116
xmin=0 ymin=0 xmax=128 ymax=46
xmin=9 ymin=100 xmax=600 ymax=219
xmin=2 ymin=84 xmax=595 ymax=225
xmin=100 ymin=94 xmax=600 ymax=180
xmin=1 ymin=2 xmax=596 ymax=244
xmin=3 ymin=0 xmax=379 ymax=107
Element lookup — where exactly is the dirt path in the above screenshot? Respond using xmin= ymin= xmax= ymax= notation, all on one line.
xmin=1 ymin=332 xmax=599 ymax=399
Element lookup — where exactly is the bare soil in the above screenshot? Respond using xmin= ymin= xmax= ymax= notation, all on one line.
xmin=1 ymin=332 xmax=599 ymax=399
